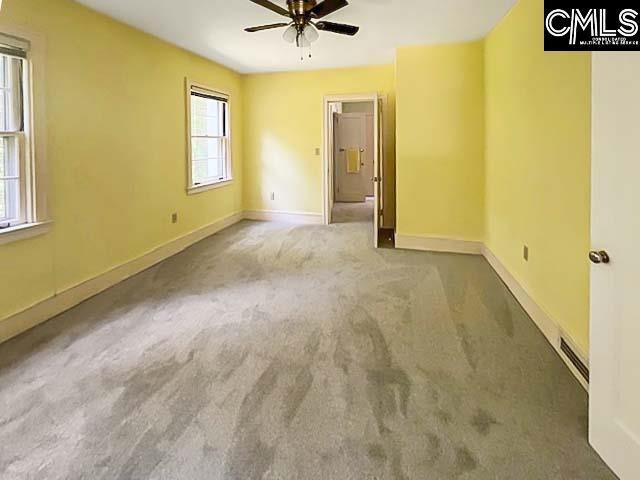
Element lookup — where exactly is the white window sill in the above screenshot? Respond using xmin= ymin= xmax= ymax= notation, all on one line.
xmin=187 ymin=179 xmax=233 ymax=195
xmin=0 ymin=221 xmax=52 ymax=246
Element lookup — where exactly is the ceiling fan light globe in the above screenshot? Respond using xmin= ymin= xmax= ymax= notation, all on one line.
xmin=283 ymin=24 xmax=297 ymax=43
xmin=303 ymin=24 xmax=319 ymax=43
xmin=297 ymin=33 xmax=311 ymax=48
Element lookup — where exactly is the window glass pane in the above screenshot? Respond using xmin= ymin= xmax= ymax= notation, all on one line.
xmin=0 ymin=136 xmax=20 ymax=223
xmin=0 ymin=136 xmax=19 ymax=177
xmin=0 ymin=55 xmax=24 ymax=132
xmin=192 ymin=137 xmax=224 ymax=161
xmin=0 ymin=91 xmax=5 ymax=132
xmin=0 ymin=137 xmax=4 ymax=177
xmin=0 ymin=56 xmax=6 ymax=131
xmin=192 ymin=158 xmax=225 ymax=184
xmin=191 ymin=94 xmax=225 ymax=137
xmin=0 ymin=179 xmax=4 ymax=219
xmin=0 ymin=179 xmax=19 ymax=222
xmin=0 ymin=55 xmax=6 ymax=88
xmin=191 ymin=138 xmax=226 ymax=185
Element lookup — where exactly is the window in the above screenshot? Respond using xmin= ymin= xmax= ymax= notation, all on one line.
xmin=0 ymin=32 xmax=40 ymax=235
xmin=187 ymin=83 xmax=232 ymax=192
xmin=0 ymin=41 xmax=27 ymax=229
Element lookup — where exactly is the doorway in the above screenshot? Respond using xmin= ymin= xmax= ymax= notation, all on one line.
xmin=323 ymin=94 xmax=392 ymax=248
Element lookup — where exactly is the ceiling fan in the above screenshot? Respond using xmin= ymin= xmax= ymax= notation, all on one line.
xmin=245 ymin=0 xmax=360 ymax=50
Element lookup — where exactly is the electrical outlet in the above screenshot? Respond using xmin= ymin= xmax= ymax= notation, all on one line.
xmin=523 ymin=245 xmax=529 ymax=261
xmin=315 ymin=147 xmax=321 ymax=156
xmin=270 ymin=192 xmax=275 ymax=201
xmin=171 ymin=213 xmax=178 ymax=224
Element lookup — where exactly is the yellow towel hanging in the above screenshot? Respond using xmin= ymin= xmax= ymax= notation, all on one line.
xmin=346 ymin=148 xmax=361 ymax=174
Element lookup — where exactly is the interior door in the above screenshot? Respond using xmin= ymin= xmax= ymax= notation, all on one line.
xmin=373 ymin=97 xmax=381 ymax=248
xmin=334 ymin=113 xmax=367 ymax=202
xmin=590 ymin=52 xmax=640 ymax=480
xmin=362 ymin=114 xmax=374 ymax=197
xmin=327 ymin=103 xmax=342 ymax=225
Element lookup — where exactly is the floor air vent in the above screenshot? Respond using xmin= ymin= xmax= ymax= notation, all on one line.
xmin=560 ymin=338 xmax=589 ymax=383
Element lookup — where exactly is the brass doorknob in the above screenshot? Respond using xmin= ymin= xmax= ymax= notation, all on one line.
xmin=589 ymin=250 xmax=610 ymax=264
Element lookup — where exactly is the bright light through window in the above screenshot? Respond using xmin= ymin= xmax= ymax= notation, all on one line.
xmin=0 ymin=52 xmax=26 ymax=228
xmin=189 ymin=86 xmax=231 ymax=190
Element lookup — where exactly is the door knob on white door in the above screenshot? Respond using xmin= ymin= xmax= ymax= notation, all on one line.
xmin=589 ymin=250 xmax=610 ymax=264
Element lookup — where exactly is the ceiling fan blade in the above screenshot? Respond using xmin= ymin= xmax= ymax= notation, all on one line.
xmin=316 ymin=21 xmax=359 ymax=36
xmin=245 ymin=23 xmax=289 ymax=32
xmin=310 ymin=0 xmax=349 ymax=19
xmin=248 ymin=0 xmax=291 ymax=18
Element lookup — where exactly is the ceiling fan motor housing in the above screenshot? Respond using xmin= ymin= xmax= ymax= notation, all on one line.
xmin=287 ymin=0 xmax=318 ymax=18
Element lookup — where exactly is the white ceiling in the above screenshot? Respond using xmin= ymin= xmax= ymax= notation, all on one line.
xmin=74 ymin=0 xmax=517 ymax=74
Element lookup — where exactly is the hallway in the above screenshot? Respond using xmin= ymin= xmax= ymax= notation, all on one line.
xmin=332 ymin=199 xmax=374 ymax=224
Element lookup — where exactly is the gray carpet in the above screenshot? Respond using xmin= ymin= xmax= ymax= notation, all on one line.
xmin=0 ymin=211 xmax=616 ymax=479
xmin=332 ymin=200 xmax=374 ymax=224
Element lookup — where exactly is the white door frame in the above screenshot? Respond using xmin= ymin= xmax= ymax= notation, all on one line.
xmin=322 ymin=93 xmax=380 ymax=244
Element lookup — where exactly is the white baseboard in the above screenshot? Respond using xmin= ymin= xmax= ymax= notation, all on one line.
xmin=395 ymin=234 xmax=483 ymax=255
xmin=482 ymin=245 xmax=589 ymax=391
xmin=0 ymin=212 xmax=243 ymax=344
xmin=243 ymin=210 xmax=323 ymax=225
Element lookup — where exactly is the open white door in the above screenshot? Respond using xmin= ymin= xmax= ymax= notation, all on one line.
xmin=590 ymin=52 xmax=640 ymax=480
xmin=326 ymin=103 xmax=342 ymax=225
xmin=373 ymin=95 xmax=380 ymax=248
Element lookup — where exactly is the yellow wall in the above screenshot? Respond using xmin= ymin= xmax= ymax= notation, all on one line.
xmin=0 ymin=0 xmax=593 ymax=355
xmin=484 ymin=0 xmax=592 ymax=352
xmin=395 ymin=42 xmax=485 ymax=241
xmin=242 ymin=66 xmax=396 ymax=223
xmin=0 ymin=0 xmax=243 ymax=322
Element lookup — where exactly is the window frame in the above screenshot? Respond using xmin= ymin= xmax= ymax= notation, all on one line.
xmin=185 ymin=79 xmax=233 ymax=195
xmin=0 ymin=26 xmax=49 ymax=245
